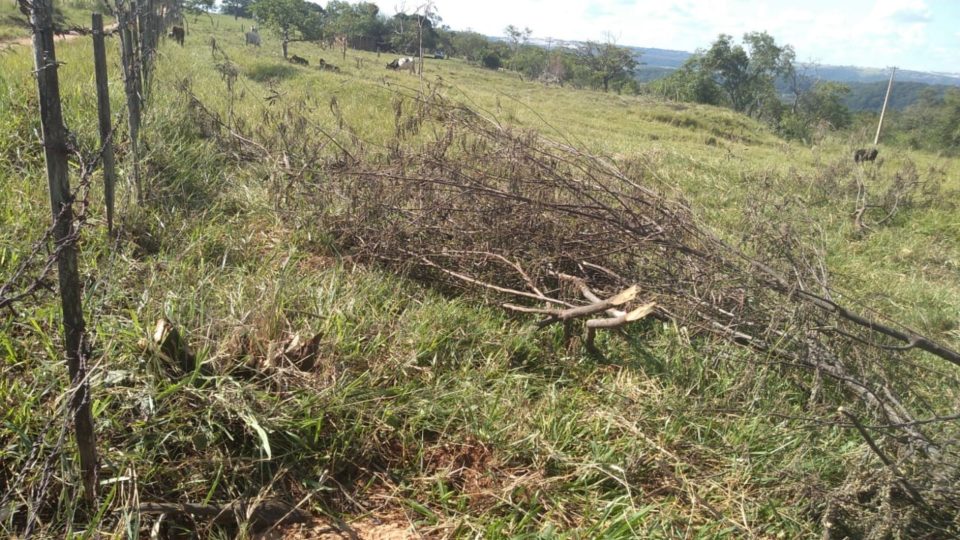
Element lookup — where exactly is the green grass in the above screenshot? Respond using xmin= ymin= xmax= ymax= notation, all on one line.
xmin=0 ymin=0 xmax=112 ymax=41
xmin=1 ymin=12 xmax=958 ymax=538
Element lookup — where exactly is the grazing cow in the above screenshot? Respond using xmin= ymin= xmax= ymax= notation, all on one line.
xmin=318 ymin=59 xmax=340 ymax=72
xmin=245 ymin=29 xmax=261 ymax=47
xmin=854 ymin=148 xmax=879 ymax=163
xmin=169 ymin=25 xmax=184 ymax=46
xmin=386 ymin=57 xmax=416 ymax=73
xmin=290 ymin=55 xmax=309 ymax=66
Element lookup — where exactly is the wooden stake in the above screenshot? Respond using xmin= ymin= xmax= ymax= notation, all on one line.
xmin=874 ymin=67 xmax=896 ymax=146
xmin=22 ymin=0 xmax=98 ymax=506
xmin=92 ymin=13 xmax=117 ymax=234
xmin=120 ymin=11 xmax=142 ymax=203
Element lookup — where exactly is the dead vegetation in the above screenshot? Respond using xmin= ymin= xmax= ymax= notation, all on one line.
xmin=257 ymin=88 xmax=960 ymax=535
xmin=171 ymin=73 xmax=960 ymax=532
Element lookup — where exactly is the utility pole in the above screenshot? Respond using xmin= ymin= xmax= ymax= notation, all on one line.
xmin=874 ymin=67 xmax=896 ymax=146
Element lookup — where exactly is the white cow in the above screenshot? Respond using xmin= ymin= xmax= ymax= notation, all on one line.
xmin=386 ymin=57 xmax=416 ymax=73
xmin=245 ymin=28 xmax=261 ymax=47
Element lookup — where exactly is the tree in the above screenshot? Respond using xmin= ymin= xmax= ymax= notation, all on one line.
xmin=185 ymin=0 xmax=215 ymax=15
xmin=448 ymin=30 xmax=489 ymax=62
xmin=504 ymin=24 xmax=532 ymax=50
xmin=578 ymin=39 xmax=638 ymax=92
xmin=222 ymin=0 xmax=254 ymax=19
xmin=387 ymin=11 xmax=438 ymax=54
xmin=780 ymin=81 xmax=852 ymax=141
xmin=324 ymin=1 xmax=386 ymax=50
xmin=508 ymin=44 xmax=548 ymax=79
xmin=648 ymin=61 xmax=722 ymax=104
xmin=698 ymin=32 xmax=794 ymax=117
xmin=251 ymin=0 xmax=324 ymax=57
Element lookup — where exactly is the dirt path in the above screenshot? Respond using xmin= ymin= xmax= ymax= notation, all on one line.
xmin=0 ymin=23 xmax=119 ymax=48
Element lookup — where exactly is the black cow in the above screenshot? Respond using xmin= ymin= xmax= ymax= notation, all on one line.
xmin=169 ymin=25 xmax=185 ymax=46
xmin=318 ymin=59 xmax=340 ymax=72
xmin=290 ymin=55 xmax=309 ymax=66
xmin=854 ymin=148 xmax=879 ymax=163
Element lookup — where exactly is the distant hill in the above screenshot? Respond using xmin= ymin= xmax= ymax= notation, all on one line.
xmin=621 ymin=46 xmax=960 ymax=111
xmin=588 ymin=43 xmax=960 ymax=90
xmin=500 ymin=36 xmax=960 ymax=110
xmin=842 ymin=81 xmax=953 ymax=112
xmin=805 ymin=65 xmax=960 ymax=87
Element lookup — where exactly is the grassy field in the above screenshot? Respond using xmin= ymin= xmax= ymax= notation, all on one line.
xmin=0 ymin=0 xmax=112 ymax=41
xmin=1 ymin=13 xmax=958 ymax=539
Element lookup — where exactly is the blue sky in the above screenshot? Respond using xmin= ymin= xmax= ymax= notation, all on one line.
xmin=376 ymin=0 xmax=960 ymax=73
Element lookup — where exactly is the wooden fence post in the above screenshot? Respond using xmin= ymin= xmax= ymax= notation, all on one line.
xmin=119 ymin=8 xmax=143 ymax=202
xmin=92 ymin=13 xmax=117 ymax=234
xmin=20 ymin=0 xmax=98 ymax=506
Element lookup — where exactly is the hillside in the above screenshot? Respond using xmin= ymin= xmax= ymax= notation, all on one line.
xmin=2 ymin=13 xmax=960 ymax=539
xmin=0 ymin=0 xmax=111 ymax=41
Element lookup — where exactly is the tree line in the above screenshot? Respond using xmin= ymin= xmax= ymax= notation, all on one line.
xmin=209 ymin=0 xmax=643 ymax=92
xmin=646 ymin=32 xmax=855 ymax=143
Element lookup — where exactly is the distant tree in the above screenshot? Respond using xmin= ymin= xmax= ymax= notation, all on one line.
xmin=485 ymin=41 xmax=511 ymax=69
xmin=888 ymin=87 xmax=960 ymax=154
xmin=185 ymin=0 xmax=215 ymax=15
xmin=222 ymin=0 xmax=254 ymax=19
xmin=698 ymin=32 xmax=795 ymax=117
xmin=482 ymin=50 xmax=502 ymax=70
xmin=648 ymin=61 xmax=722 ymax=104
xmin=780 ymin=81 xmax=852 ymax=141
xmin=448 ymin=30 xmax=489 ymax=62
xmin=324 ymin=1 xmax=386 ymax=50
xmin=508 ymin=44 xmax=548 ymax=79
xmin=251 ymin=0 xmax=324 ymax=57
xmin=387 ymin=11 xmax=438 ymax=54
xmin=577 ymin=39 xmax=639 ymax=92
xmin=543 ymin=52 xmax=568 ymax=85
xmin=504 ymin=24 xmax=532 ymax=50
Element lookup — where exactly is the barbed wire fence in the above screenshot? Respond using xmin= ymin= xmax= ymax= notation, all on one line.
xmin=3 ymin=0 xmax=181 ymax=515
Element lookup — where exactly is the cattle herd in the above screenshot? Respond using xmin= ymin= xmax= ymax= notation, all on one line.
xmin=232 ymin=25 xmax=420 ymax=76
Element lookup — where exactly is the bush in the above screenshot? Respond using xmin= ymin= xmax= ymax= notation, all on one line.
xmin=481 ymin=51 xmax=502 ymax=70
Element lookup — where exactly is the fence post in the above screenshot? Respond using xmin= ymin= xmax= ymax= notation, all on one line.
xmin=21 ymin=0 xmax=98 ymax=506
xmin=92 ymin=13 xmax=117 ymax=234
xmin=119 ymin=8 xmax=142 ymax=203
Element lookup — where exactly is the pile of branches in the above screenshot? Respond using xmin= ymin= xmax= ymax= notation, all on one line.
xmin=296 ymin=91 xmax=960 ymax=532
xmin=178 ymin=71 xmax=959 ymax=532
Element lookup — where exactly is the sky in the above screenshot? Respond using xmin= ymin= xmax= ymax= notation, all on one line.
xmin=374 ymin=0 xmax=960 ymax=74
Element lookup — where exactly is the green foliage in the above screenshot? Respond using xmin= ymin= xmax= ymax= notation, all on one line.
xmin=843 ymin=81 xmax=954 ymax=112
xmin=447 ymin=30 xmax=492 ymax=62
xmin=221 ymin=0 xmax=254 ymax=18
xmin=185 ymin=0 xmax=215 ymax=15
xmin=698 ymin=32 xmax=795 ymax=117
xmin=0 ymin=0 xmax=113 ymax=39
xmin=648 ymin=62 xmax=722 ymax=105
xmin=323 ymin=1 xmax=385 ymax=50
xmin=481 ymin=50 xmax=501 ymax=70
xmin=882 ymin=87 xmax=960 ymax=154
xmin=506 ymin=44 xmax=547 ymax=79
xmin=251 ymin=0 xmax=324 ymax=45
xmin=577 ymin=40 xmax=639 ymax=92
xmin=386 ymin=11 xmax=439 ymax=55
xmin=504 ymin=24 xmax=532 ymax=50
